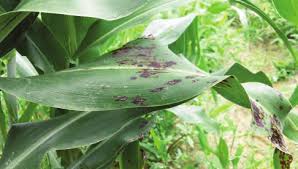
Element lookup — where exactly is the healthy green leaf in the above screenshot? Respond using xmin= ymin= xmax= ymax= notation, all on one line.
xmin=0 ymin=109 xmax=151 ymax=169
xmin=8 ymin=0 xmax=148 ymax=20
xmin=69 ymin=118 xmax=151 ymax=169
xmin=272 ymin=0 xmax=298 ymax=26
xmin=168 ymin=104 xmax=220 ymax=132
xmin=17 ymin=19 xmax=69 ymax=72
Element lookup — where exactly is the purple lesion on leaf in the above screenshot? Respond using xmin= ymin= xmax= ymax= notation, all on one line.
xmin=112 ymin=46 xmax=132 ymax=56
xmin=132 ymin=96 xmax=146 ymax=106
xmin=185 ymin=75 xmax=199 ymax=79
xmin=251 ymin=101 xmax=265 ymax=127
xmin=270 ymin=115 xmax=287 ymax=152
xmin=148 ymin=61 xmax=162 ymax=68
xmin=163 ymin=61 xmax=177 ymax=68
xmin=138 ymin=69 xmax=160 ymax=78
xmin=150 ymin=87 xmax=165 ymax=93
xmin=166 ymin=79 xmax=182 ymax=86
xmin=276 ymin=149 xmax=293 ymax=169
xmin=114 ymin=96 xmax=128 ymax=102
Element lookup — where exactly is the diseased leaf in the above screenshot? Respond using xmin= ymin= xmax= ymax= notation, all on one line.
xmin=273 ymin=148 xmax=293 ymax=169
xmin=76 ymin=0 xmax=194 ymax=59
xmin=0 ymin=38 xmax=227 ymax=111
xmin=143 ymin=14 xmax=196 ymax=45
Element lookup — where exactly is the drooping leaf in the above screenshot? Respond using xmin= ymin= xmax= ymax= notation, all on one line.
xmin=0 ymin=38 xmax=227 ymax=111
xmin=143 ymin=14 xmax=196 ymax=45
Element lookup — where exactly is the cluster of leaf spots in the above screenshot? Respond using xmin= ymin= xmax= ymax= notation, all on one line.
xmin=278 ymin=150 xmax=293 ymax=169
xmin=270 ymin=115 xmax=287 ymax=152
xmin=113 ymin=95 xmax=147 ymax=106
xmin=250 ymin=100 xmax=289 ymax=155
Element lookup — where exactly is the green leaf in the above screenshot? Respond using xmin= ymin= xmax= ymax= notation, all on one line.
xmin=41 ymin=14 xmax=96 ymax=58
xmin=0 ymin=38 xmax=227 ymax=111
xmin=119 ymin=141 xmax=144 ymax=169
xmin=289 ymin=86 xmax=298 ymax=107
xmin=208 ymin=1 xmax=230 ymax=14
xmin=0 ymin=109 xmax=151 ymax=169
xmin=272 ymin=0 xmax=298 ymax=26
xmin=15 ymin=53 xmax=38 ymax=77
xmin=0 ymin=13 xmax=37 ymax=57
xmin=76 ymin=0 xmax=194 ymax=59
xmin=273 ymin=148 xmax=293 ymax=169
xmin=11 ymin=0 xmax=148 ymax=20
xmin=143 ymin=14 xmax=196 ymax=45
xmin=169 ymin=16 xmax=201 ymax=65
xmin=168 ymin=104 xmax=220 ymax=132
xmin=17 ymin=19 xmax=69 ymax=72
xmin=283 ymin=110 xmax=298 ymax=143
xmin=69 ymin=118 xmax=151 ymax=169
xmin=216 ymin=137 xmax=230 ymax=169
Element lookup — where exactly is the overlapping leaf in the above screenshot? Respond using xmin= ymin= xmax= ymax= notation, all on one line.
xmin=68 ymin=118 xmax=152 ymax=169
xmin=272 ymin=0 xmax=298 ymax=26
xmin=0 ymin=109 xmax=152 ymax=169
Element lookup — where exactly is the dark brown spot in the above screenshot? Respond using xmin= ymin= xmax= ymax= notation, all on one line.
xmin=130 ymin=76 xmax=137 ymax=80
xmin=192 ymin=79 xmax=200 ymax=83
xmin=148 ymin=61 xmax=162 ymax=68
xmin=163 ymin=61 xmax=177 ymax=68
xmin=139 ymin=69 xmax=159 ymax=78
xmin=150 ymin=87 xmax=165 ymax=93
xmin=279 ymin=105 xmax=284 ymax=110
xmin=132 ymin=96 xmax=146 ymax=106
xmin=112 ymin=47 xmax=132 ymax=56
xmin=185 ymin=75 xmax=198 ymax=79
xmin=114 ymin=96 xmax=128 ymax=102
xmin=166 ymin=79 xmax=182 ymax=86
xmin=270 ymin=115 xmax=287 ymax=151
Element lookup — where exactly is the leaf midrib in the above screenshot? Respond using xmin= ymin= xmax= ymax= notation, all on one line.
xmin=4 ymin=111 xmax=93 ymax=169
